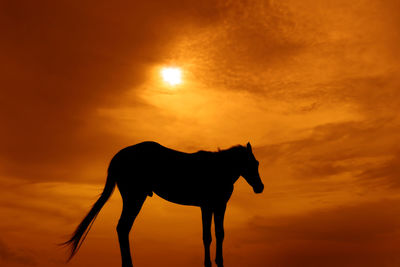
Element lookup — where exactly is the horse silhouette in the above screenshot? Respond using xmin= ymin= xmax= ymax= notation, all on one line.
xmin=63 ymin=141 xmax=264 ymax=267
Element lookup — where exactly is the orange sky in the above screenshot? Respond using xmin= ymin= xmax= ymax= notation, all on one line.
xmin=1 ymin=1 xmax=400 ymax=266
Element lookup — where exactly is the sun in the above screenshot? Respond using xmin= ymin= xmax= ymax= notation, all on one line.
xmin=161 ymin=67 xmax=182 ymax=86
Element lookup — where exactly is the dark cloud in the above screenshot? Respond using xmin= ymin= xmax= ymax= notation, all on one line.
xmin=357 ymin=153 xmax=400 ymax=188
xmin=0 ymin=239 xmax=36 ymax=266
xmin=255 ymin=118 xmax=400 ymax=187
xmin=249 ymin=200 xmax=400 ymax=243
xmin=313 ymin=75 xmax=400 ymax=117
xmin=231 ymin=198 xmax=400 ymax=267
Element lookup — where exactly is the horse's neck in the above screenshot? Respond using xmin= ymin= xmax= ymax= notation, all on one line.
xmin=215 ymin=149 xmax=242 ymax=183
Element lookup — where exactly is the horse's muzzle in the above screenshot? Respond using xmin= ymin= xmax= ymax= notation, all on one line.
xmin=253 ymin=183 xmax=264 ymax=194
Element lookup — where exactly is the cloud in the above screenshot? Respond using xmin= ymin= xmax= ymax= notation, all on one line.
xmin=249 ymin=199 xmax=400 ymax=243
xmin=229 ymin=198 xmax=400 ymax=267
xmin=0 ymin=239 xmax=36 ymax=266
xmin=0 ymin=0 xmax=318 ymax=183
xmin=0 ymin=0 xmax=230 ymax=182
xmin=170 ymin=0 xmax=309 ymax=93
xmin=0 ymin=177 xmax=120 ymax=266
xmin=255 ymin=118 xmax=400 ymax=185
xmin=357 ymin=153 xmax=400 ymax=188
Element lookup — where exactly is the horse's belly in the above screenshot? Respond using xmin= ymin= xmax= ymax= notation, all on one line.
xmin=152 ymin=184 xmax=205 ymax=206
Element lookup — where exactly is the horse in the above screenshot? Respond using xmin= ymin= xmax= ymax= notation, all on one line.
xmin=63 ymin=141 xmax=264 ymax=267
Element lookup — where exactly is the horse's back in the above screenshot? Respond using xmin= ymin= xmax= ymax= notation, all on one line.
xmin=110 ymin=142 xmax=197 ymax=176
xmin=111 ymin=141 xmax=182 ymax=159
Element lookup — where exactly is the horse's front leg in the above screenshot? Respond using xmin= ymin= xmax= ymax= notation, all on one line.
xmin=201 ymin=206 xmax=213 ymax=267
xmin=214 ymin=203 xmax=227 ymax=267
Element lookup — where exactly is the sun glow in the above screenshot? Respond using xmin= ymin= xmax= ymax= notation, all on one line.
xmin=161 ymin=67 xmax=182 ymax=86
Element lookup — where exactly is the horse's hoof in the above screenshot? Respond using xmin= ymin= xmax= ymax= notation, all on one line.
xmin=215 ymin=259 xmax=223 ymax=267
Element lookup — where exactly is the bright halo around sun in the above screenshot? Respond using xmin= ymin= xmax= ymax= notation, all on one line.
xmin=161 ymin=67 xmax=182 ymax=86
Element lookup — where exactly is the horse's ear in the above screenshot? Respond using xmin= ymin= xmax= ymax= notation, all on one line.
xmin=247 ymin=142 xmax=252 ymax=153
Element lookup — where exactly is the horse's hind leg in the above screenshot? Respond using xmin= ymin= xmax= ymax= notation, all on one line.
xmin=117 ymin=193 xmax=146 ymax=267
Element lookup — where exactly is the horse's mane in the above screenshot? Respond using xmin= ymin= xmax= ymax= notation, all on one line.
xmin=216 ymin=145 xmax=245 ymax=154
xmin=195 ymin=145 xmax=244 ymax=155
xmin=193 ymin=145 xmax=245 ymax=164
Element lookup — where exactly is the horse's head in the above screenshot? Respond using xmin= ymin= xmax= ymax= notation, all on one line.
xmin=241 ymin=142 xmax=264 ymax=194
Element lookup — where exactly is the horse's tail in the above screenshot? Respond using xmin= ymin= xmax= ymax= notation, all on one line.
xmin=62 ymin=172 xmax=116 ymax=261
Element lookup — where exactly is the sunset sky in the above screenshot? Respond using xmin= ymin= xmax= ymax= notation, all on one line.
xmin=1 ymin=1 xmax=400 ymax=266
